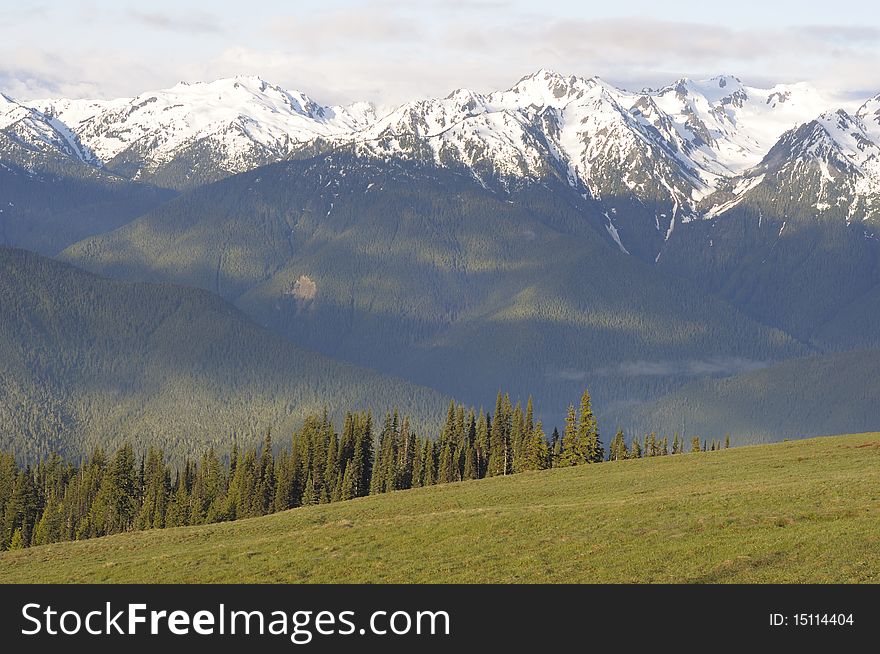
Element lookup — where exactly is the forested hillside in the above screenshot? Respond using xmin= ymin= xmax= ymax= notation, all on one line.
xmin=0 ymin=390 xmax=615 ymax=550
xmin=661 ymin=184 xmax=880 ymax=345
xmin=0 ymin=247 xmax=447 ymax=461
xmin=616 ymin=349 xmax=880 ymax=442
xmin=61 ymin=154 xmax=806 ymax=423
xmin=0 ymin=122 xmax=173 ymax=255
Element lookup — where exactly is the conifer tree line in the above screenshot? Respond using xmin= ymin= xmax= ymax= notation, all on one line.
xmin=0 ymin=390 xmax=729 ymax=551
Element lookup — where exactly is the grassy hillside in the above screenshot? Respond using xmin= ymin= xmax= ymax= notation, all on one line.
xmin=0 ymin=247 xmax=447 ymax=462
xmin=2 ymin=433 xmax=878 ymax=583
xmin=616 ymin=350 xmax=880 ymax=443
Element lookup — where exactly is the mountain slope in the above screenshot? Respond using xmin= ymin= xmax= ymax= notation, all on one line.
xmin=0 ymin=247 xmax=446 ymax=462
xmin=615 ymin=349 xmax=880 ymax=443
xmin=0 ymin=161 xmax=173 ymax=255
xmin=1 ymin=93 xmax=174 ymax=254
xmin=61 ymin=154 xmax=806 ymax=422
xmin=0 ymin=92 xmax=93 ymax=164
xmin=9 ymin=72 xmax=880 ymax=441
xmin=2 ymin=433 xmax=878 ymax=583
xmin=659 ymin=103 xmax=880 ymax=342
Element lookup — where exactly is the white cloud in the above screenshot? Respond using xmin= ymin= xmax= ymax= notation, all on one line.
xmin=268 ymin=6 xmax=423 ymax=46
xmin=556 ymin=357 xmax=771 ymax=381
xmin=126 ymin=9 xmax=225 ymax=34
xmin=1 ymin=4 xmax=878 ymax=104
xmin=0 ymin=46 xmax=176 ymax=99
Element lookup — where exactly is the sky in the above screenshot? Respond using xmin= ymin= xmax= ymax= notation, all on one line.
xmin=2 ymin=0 xmax=879 ymax=105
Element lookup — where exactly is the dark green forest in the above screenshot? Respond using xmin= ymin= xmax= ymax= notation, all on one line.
xmin=0 ymin=246 xmax=447 ymax=461
xmin=0 ymin=389 xmax=724 ymax=551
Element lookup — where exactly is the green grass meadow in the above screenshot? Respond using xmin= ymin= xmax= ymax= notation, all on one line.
xmin=2 ymin=433 xmax=879 ymax=583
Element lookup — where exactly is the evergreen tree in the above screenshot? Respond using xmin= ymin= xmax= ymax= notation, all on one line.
xmin=521 ymin=421 xmax=549 ymax=471
xmin=524 ymin=397 xmax=535 ymax=441
xmin=273 ymin=450 xmax=294 ymax=512
xmin=463 ymin=444 xmax=478 ymax=480
xmin=645 ymin=433 xmax=657 ymax=458
xmin=8 ymin=528 xmax=23 ymax=550
xmin=398 ymin=417 xmax=415 ymax=489
xmin=579 ymin=390 xmax=604 ymax=463
xmin=559 ymin=404 xmax=583 ymax=466
xmin=301 ymin=472 xmax=316 ymax=506
xmin=2 ymin=468 xmax=38 ymax=548
xmin=163 ymin=471 xmax=188 ymax=528
xmin=440 ymin=401 xmax=456 ymax=448
xmin=135 ymin=447 xmax=168 ymax=530
xmin=488 ymin=393 xmax=511 ymax=476
xmin=33 ymin=495 xmax=64 ymax=546
xmin=87 ymin=444 xmax=137 ymax=536
xmin=629 ymin=435 xmax=642 ymax=459
xmin=0 ymin=454 xmax=17 ymax=538
xmin=550 ymin=428 xmax=561 ymax=467
xmin=609 ymin=429 xmax=628 ymax=461
xmin=510 ymin=401 xmax=525 ymax=473
xmin=340 ymin=463 xmax=356 ymax=501
xmin=422 ymin=439 xmax=436 ymax=486
xmin=475 ymin=410 xmax=490 ymax=478
xmin=438 ymin=440 xmax=456 ymax=485
xmin=411 ymin=437 xmax=424 ymax=488
xmin=259 ymin=432 xmax=276 ymax=513
xmin=357 ymin=412 xmax=374 ymax=496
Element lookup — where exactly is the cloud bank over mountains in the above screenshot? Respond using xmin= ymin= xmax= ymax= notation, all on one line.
xmin=2 ymin=1 xmax=879 ymax=105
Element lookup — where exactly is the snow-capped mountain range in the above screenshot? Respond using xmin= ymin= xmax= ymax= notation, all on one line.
xmin=2 ymin=70 xmax=879 ymax=256
xmin=27 ymin=78 xmax=378 ymax=172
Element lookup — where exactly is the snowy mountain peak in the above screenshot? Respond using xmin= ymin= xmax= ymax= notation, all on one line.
xmin=703 ymin=106 xmax=880 ymax=225
xmin=658 ymin=75 xmax=746 ymax=103
xmin=28 ymin=76 xmax=381 ymax=177
xmin=496 ymin=69 xmax=598 ymax=109
xmin=856 ymin=95 xmax=880 ymax=128
xmin=6 ymin=72 xmax=876 ymax=249
xmin=711 ymin=74 xmax=743 ymax=88
xmin=513 ymin=68 xmax=568 ymax=86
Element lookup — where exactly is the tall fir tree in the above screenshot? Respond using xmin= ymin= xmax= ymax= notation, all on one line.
xmin=629 ymin=435 xmax=642 ymax=459
xmin=521 ymin=421 xmax=549 ymax=471
xmin=559 ymin=404 xmax=582 ymax=466
xmin=609 ymin=429 xmax=628 ymax=461
xmin=578 ymin=390 xmax=604 ymax=463
xmin=487 ymin=393 xmax=511 ymax=476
